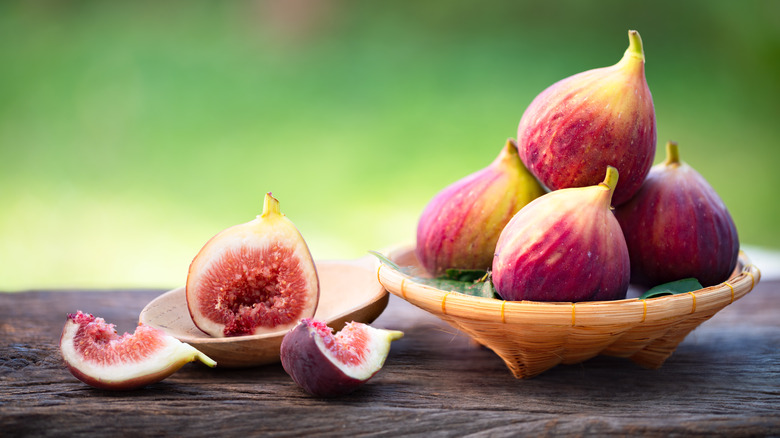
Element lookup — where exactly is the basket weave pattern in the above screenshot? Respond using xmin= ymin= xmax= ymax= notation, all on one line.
xmin=377 ymin=246 xmax=761 ymax=379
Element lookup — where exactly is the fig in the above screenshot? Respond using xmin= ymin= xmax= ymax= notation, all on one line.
xmin=492 ymin=166 xmax=630 ymax=302
xmin=416 ymin=139 xmax=545 ymax=276
xmin=615 ymin=141 xmax=739 ymax=287
xmin=186 ymin=192 xmax=319 ymax=337
xmin=60 ymin=311 xmax=216 ymax=390
xmin=280 ymin=318 xmax=403 ymax=397
xmin=517 ymin=30 xmax=656 ymax=206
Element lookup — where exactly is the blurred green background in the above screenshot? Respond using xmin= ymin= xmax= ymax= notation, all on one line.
xmin=1 ymin=1 xmax=778 ymax=291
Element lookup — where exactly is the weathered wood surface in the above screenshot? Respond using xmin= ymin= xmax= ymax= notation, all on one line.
xmin=1 ymin=281 xmax=779 ymax=437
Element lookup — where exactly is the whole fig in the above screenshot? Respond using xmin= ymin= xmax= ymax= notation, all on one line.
xmin=517 ymin=30 xmax=656 ymax=206
xmin=615 ymin=141 xmax=739 ymax=287
xmin=416 ymin=139 xmax=545 ymax=277
xmin=492 ymin=166 xmax=629 ymax=302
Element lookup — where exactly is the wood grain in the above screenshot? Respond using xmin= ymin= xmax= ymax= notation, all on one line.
xmin=1 ymin=281 xmax=779 ymax=437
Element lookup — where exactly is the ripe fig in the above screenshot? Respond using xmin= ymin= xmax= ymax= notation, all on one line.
xmin=186 ymin=192 xmax=319 ymax=337
xmin=60 ymin=311 xmax=216 ymax=390
xmin=492 ymin=166 xmax=630 ymax=302
xmin=517 ymin=30 xmax=656 ymax=206
xmin=280 ymin=318 xmax=403 ymax=397
xmin=416 ymin=139 xmax=545 ymax=276
xmin=615 ymin=141 xmax=739 ymax=287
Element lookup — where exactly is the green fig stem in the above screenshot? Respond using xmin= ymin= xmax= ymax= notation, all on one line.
xmin=261 ymin=192 xmax=282 ymax=218
xmin=598 ymin=166 xmax=619 ymax=205
xmin=196 ymin=351 xmax=218 ymax=368
xmin=495 ymin=138 xmax=520 ymax=165
xmin=664 ymin=141 xmax=681 ymax=166
xmin=625 ymin=30 xmax=645 ymax=61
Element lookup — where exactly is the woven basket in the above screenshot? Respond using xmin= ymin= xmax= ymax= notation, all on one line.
xmin=377 ymin=245 xmax=761 ymax=379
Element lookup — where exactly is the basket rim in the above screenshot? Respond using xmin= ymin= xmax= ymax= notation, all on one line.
xmin=376 ymin=245 xmax=761 ymax=327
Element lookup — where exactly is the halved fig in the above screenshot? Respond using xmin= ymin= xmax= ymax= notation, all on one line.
xmin=280 ymin=318 xmax=403 ymax=397
xmin=60 ymin=311 xmax=216 ymax=390
xmin=186 ymin=192 xmax=320 ymax=337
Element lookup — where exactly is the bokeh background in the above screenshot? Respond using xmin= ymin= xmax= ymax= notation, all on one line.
xmin=1 ymin=1 xmax=778 ymax=291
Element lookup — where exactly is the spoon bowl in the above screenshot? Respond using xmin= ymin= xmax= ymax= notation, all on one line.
xmin=139 ymin=256 xmax=388 ymax=367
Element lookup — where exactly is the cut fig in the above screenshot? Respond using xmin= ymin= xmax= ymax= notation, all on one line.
xmin=280 ymin=318 xmax=403 ymax=397
xmin=60 ymin=311 xmax=216 ymax=390
xmin=186 ymin=192 xmax=320 ymax=337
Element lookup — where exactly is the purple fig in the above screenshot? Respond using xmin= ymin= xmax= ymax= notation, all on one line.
xmin=280 ymin=318 xmax=403 ymax=397
xmin=517 ymin=30 xmax=656 ymax=206
xmin=416 ymin=139 xmax=545 ymax=277
xmin=615 ymin=141 xmax=739 ymax=287
xmin=492 ymin=166 xmax=630 ymax=302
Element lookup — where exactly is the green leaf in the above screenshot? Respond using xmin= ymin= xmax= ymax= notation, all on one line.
xmin=367 ymin=250 xmax=402 ymax=271
xmin=369 ymin=251 xmax=498 ymax=299
xmin=442 ymin=268 xmax=489 ymax=283
xmin=639 ymin=278 xmax=704 ymax=299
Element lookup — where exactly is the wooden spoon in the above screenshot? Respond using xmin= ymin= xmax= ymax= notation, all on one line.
xmin=139 ymin=256 xmax=388 ymax=367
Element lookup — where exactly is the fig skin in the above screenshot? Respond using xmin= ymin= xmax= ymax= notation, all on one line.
xmin=615 ymin=141 xmax=740 ymax=287
xmin=492 ymin=166 xmax=630 ymax=302
xmin=60 ymin=311 xmax=216 ymax=391
xmin=517 ymin=30 xmax=656 ymax=206
xmin=416 ymin=139 xmax=545 ymax=277
xmin=186 ymin=193 xmax=320 ymax=338
xmin=280 ymin=318 xmax=403 ymax=397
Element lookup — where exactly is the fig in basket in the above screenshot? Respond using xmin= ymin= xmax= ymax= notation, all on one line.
xmin=492 ymin=166 xmax=630 ymax=302
xmin=60 ymin=311 xmax=216 ymax=390
xmin=186 ymin=192 xmax=320 ymax=337
xmin=280 ymin=318 xmax=403 ymax=397
xmin=517 ymin=30 xmax=656 ymax=206
xmin=416 ymin=138 xmax=545 ymax=277
xmin=615 ymin=141 xmax=739 ymax=287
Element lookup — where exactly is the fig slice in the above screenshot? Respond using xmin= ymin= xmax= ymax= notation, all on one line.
xmin=60 ymin=311 xmax=216 ymax=390
xmin=280 ymin=318 xmax=403 ymax=397
xmin=186 ymin=192 xmax=320 ymax=337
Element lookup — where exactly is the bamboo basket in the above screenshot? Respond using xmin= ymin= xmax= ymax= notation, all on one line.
xmin=377 ymin=245 xmax=761 ymax=379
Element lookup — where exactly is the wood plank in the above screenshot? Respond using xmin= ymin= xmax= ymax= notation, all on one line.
xmin=1 ymin=281 xmax=778 ymax=436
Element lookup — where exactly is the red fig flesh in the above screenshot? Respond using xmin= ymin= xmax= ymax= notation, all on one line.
xmin=492 ymin=166 xmax=630 ymax=302
xmin=416 ymin=139 xmax=545 ymax=276
xmin=280 ymin=318 xmax=403 ymax=397
xmin=517 ymin=30 xmax=656 ymax=206
xmin=186 ymin=193 xmax=319 ymax=337
xmin=615 ymin=141 xmax=739 ymax=287
xmin=60 ymin=311 xmax=216 ymax=390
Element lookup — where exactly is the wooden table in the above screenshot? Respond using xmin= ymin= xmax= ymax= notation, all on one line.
xmin=2 ymin=279 xmax=778 ymax=437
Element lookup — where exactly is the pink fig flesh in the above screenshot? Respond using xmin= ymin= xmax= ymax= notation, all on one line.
xmin=517 ymin=30 xmax=656 ymax=206
xmin=186 ymin=193 xmax=320 ymax=337
xmin=615 ymin=141 xmax=739 ymax=287
xmin=280 ymin=318 xmax=403 ymax=397
xmin=492 ymin=166 xmax=630 ymax=302
xmin=416 ymin=138 xmax=545 ymax=276
xmin=60 ymin=311 xmax=216 ymax=390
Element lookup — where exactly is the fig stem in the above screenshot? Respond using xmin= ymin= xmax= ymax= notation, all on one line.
xmin=664 ymin=141 xmax=681 ymax=166
xmin=261 ymin=192 xmax=282 ymax=218
xmin=196 ymin=352 xmax=218 ymax=368
xmin=495 ymin=138 xmax=520 ymax=165
xmin=598 ymin=166 xmax=619 ymax=204
xmin=625 ymin=30 xmax=645 ymax=61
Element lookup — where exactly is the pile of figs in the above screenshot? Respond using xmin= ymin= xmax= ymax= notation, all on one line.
xmin=416 ymin=30 xmax=739 ymax=302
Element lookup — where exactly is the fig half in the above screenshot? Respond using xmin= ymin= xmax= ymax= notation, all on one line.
xmin=60 ymin=311 xmax=216 ymax=390
xmin=280 ymin=318 xmax=403 ymax=397
xmin=186 ymin=193 xmax=320 ymax=337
